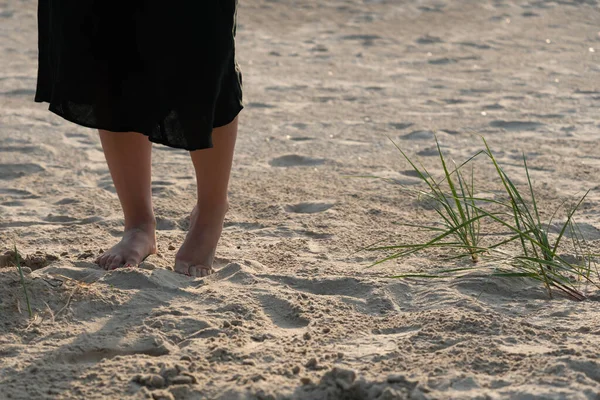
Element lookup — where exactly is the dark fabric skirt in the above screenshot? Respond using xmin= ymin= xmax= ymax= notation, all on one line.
xmin=35 ymin=1 xmax=243 ymax=151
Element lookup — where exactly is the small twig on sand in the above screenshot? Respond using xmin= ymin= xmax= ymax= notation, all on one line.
xmin=25 ymin=315 xmax=41 ymax=330
xmin=54 ymin=286 xmax=78 ymax=320
xmin=14 ymin=245 xmax=33 ymax=318
xmin=43 ymin=301 xmax=55 ymax=324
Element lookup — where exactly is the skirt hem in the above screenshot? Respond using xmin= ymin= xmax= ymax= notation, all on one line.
xmin=36 ymin=99 xmax=244 ymax=152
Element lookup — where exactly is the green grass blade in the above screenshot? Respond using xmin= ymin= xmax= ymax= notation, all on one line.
xmin=436 ymin=138 xmax=469 ymax=232
xmin=392 ymin=223 xmax=448 ymax=232
xmin=523 ymin=153 xmax=545 ymax=244
xmin=551 ymin=190 xmax=590 ymax=257
xmin=434 ymin=137 xmax=478 ymax=261
xmin=366 ymin=213 xmax=490 ymax=267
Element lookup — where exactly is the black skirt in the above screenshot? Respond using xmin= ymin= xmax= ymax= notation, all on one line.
xmin=35 ymin=1 xmax=243 ymax=151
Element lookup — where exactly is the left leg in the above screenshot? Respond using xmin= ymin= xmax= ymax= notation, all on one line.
xmin=174 ymin=117 xmax=238 ymax=277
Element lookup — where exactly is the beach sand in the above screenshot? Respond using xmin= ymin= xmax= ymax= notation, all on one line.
xmin=1 ymin=0 xmax=600 ymax=398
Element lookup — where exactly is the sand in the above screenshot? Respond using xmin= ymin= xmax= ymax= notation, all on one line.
xmin=2 ymin=0 xmax=600 ymax=399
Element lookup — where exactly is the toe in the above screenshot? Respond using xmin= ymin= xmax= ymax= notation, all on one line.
xmin=124 ymin=258 xmax=138 ymax=268
xmin=174 ymin=260 xmax=190 ymax=276
xmin=109 ymin=255 xmax=124 ymax=270
xmin=173 ymin=261 xmax=213 ymax=278
xmin=96 ymin=254 xmax=107 ymax=268
xmin=103 ymin=255 xmax=115 ymax=270
xmin=188 ymin=265 xmax=212 ymax=277
xmin=95 ymin=250 xmax=106 ymax=265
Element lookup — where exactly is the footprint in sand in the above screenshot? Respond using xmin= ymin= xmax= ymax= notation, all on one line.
xmin=443 ymin=98 xmax=467 ymax=106
xmin=364 ymin=86 xmax=385 ymax=92
xmin=400 ymin=130 xmax=436 ymax=141
xmin=264 ymin=275 xmax=374 ymax=298
xmin=0 ymin=145 xmax=40 ymax=154
xmin=59 ymin=336 xmax=172 ymax=364
xmin=457 ymin=41 xmax=493 ymax=50
xmin=0 ymin=163 xmax=45 ymax=180
xmin=2 ymin=88 xmax=36 ymax=97
xmin=1 ymin=200 xmax=24 ymax=207
xmin=284 ymin=201 xmax=334 ymax=214
xmin=54 ymin=198 xmax=79 ymax=205
xmin=549 ymin=222 xmax=600 ymax=241
xmin=0 ymin=188 xmax=39 ymax=198
xmin=416 ymin=35 xmax=444 ymax=45
xmin=528 ymin=113 xmax=565 ymax=120
xmin=64 ymin=132 xmax=96 ymax=147
xmin=489 ymin=120 xmax=545 ymax=131
xmin=256 ymin=294 xmax=310 ymax=329
xmin=146 ymin=308 xmax=212 ymax=336
xmin=484 ymin=103 xmax=505 ymax=110
xmin=418 ymin=5 xmax=446 ymax=12
xmin=265 ymin=85 xmax=308 ymax=92
xmin=44 ymin=215 xmax=79 ymax=223
xmin=246 ymin=102 xmax=276 ymax=109
xmin=441 ymin=129 xmax=460 ymax=135
xmin=340 ymin=34 xmax=382 ymax=47
xmin=400 ymin=170 xmax=420 ymax=178
xmin=388 ymin=122 xmax=414 ymax=130
xmin=64 ymin=132 xmax=88 ymax=139
xmin=287 ymin=136 xmax=314 ymax=142
xmin=290 ymin=122 xmax=309 ymax=130
xmin=460 ymin=88 xmax=494 ymax=95
xmin=428 ymin=57 xmax=458 ymax=65
xmin=0 ymin=188 xmax=40 ymax=207
xmin=269 ymin=154 xmax=327 ymax=167
xmin=575 ymin=89 xmax=600 ymax=95
xmin=416 ymin=147 xmax=441 ymax=157
xmin=298 ymin=230 xmax=333 ymax=240
xmin=0 ymin=9 xmax=15 ymax=18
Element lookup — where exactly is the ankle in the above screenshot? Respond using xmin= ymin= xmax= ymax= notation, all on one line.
xmin=124 ymin=218 xmax=156 ymax=233
xmin=195 ymin=199 xmax=229 ymax=216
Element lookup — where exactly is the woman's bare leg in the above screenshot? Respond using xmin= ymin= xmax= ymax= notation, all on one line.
xmin=95 ymin=130 xmax=157 ymax=270
xmin=174 ymin=117 xmax=238 ymax=277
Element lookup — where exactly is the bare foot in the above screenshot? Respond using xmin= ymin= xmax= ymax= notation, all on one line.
xmin=96 ymin=223 xmax=157 ymax=270
xmin=174 ymin=203 xmax=228 ymax=277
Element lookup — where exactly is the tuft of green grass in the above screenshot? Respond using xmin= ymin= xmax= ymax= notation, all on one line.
xmin=480 ymin=137 xmax=596 ymax=300
xmin=365 ymin=136 xmax=490 ymax=266
xmin=13 ymin=245 xmax=33 ymax=318
xmin=364 ymin=136 xmax=599 ymax=301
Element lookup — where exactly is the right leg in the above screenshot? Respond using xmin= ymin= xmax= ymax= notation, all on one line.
xmin=95 ymin=130 xmax=157 ymax=270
